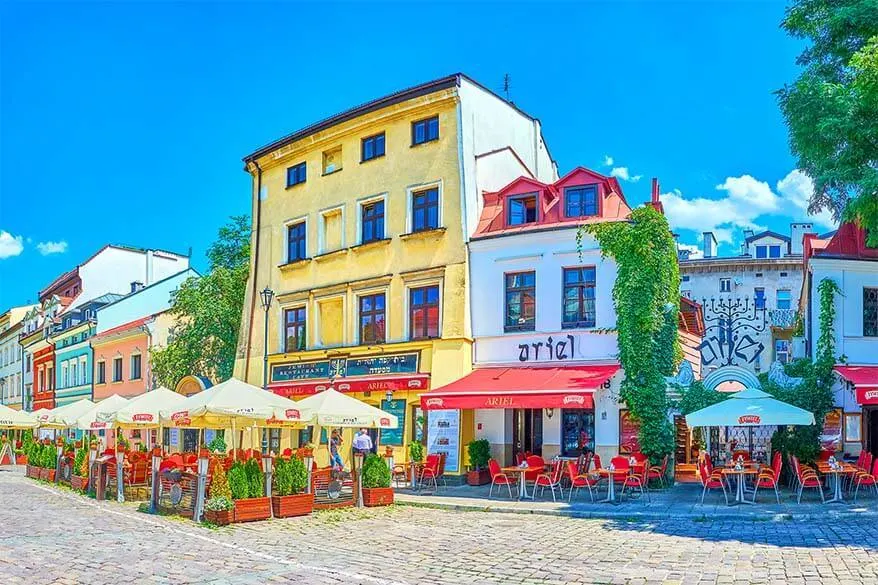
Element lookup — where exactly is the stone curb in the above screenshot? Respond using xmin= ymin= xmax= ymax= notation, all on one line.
xmin=394 ymin=496 xmax=878 ymax=523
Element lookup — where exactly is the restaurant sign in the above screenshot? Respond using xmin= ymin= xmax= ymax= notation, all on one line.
xmin=737 ymin=415 xmax=761 ymax=425
xmin=271 ymin=352 xmax=419 ymax=384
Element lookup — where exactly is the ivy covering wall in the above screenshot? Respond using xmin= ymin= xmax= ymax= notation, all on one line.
xmin=579 ymin=206 xmax=681 ymax=461
xmin=763 ymin=277 xmax=840 ymax=463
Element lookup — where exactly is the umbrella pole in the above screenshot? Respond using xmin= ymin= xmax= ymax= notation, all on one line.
xmin=231 ymin=419 xmax=236 ymax=461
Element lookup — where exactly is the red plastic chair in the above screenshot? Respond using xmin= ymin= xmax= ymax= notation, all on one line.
xmin=818 ymin=450 xmax=833 ymax=462
xmin=698 ymin=463 xmax=728 ymax=504
xmin=647 ymin=455 xmax=669 ymax=488
xmin=792 ymin=456 xmax=824 ymax=503
xmin=622 ymin=460 xmax=651 ymax=503
xmin=524 ymin=455 xmax=545 ymax=482
xmin=566 ymin=461 xmax=599 ymax=502
xmin=418 ymin=454 xmax=441 ymax=491
xmin=488 ymin=459 xmax=517 ymax=499
xmin=610 ymin=456 xmax=630 ymax=485
xmin=753 ymin=452 xmax=783 ymax=503
xmin=534 ymin=460 xmax=565 ymax=501
xmin=854 ymin=458 xmax=878 ymax=503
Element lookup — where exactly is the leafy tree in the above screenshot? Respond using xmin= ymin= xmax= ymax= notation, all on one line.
xmin=580 ymin=206 xmax=681 ymax=461
xmin=777 ymin=0 xmax=878 ymax=242
xmin=151 ymin=215 xmax=250 ymax=387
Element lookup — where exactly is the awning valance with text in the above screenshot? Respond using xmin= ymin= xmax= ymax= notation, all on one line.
xmin=420 ymin=364 xmax=620 ymax=410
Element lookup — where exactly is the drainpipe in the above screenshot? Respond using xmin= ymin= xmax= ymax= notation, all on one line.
xmin=243 ymin=160 xmax=263 ymax=383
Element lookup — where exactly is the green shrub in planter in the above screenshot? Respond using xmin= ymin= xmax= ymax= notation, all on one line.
xmin=289 ymin=455 xmax=308 ymax=494
xmin=409 ymin=441 xmax=425 ymax=463
xmin=209 ymin=459 xmax=232 ymax=500
xmin=228 ymin=461 xmax=249 ymax=500
xmin=207 ymin=434 xmax=227 ymax=454
xmin=73 ymin=448 xmax=87 ymax=475
xmin=361 ymin=454 xmax=391 ymax=489
xmin=245 ymin=458 xmax=264 ymax=498
xmin=273 ymin=457 xmax=292 ymax=497
xmin=42 ymin=444 xmax=55 ymax=469
xmin=204 ymin=495 xmax=234 ymax=512
xmin=467 ymin=439 xmax=490 ymax=470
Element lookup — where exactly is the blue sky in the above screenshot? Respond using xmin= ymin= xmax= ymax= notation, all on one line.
xmin=0 ymin=2 xmax=831 ymax=309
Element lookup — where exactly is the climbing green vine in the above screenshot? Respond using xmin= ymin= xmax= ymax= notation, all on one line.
xmin=764 ymin=277 xmax=840 ymax=464
xmin=579 ymin=206 xmax=681 ymax=461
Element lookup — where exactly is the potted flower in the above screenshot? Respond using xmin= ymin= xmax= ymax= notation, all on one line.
xmin=204 ymin=459 xmax=234 ymax=525
xmin=361 ymin=453 xmax=393 ymax=507
xmin=229 ymin=459 xmax=271 ymax=522
xmin=116 ymin=435 xmax=130 ymax=453
xmin=297 ymin=443 xmax=315 ymax=458
xmin=71 ymin=447 xmax=89 ymax=491
xmin=207 ymin=434 xmax=227 ymax=456
xmin=271 ymin=455 xmax=314 ymax=518
xmin=466 ymin=439 xmax=491 ymax=486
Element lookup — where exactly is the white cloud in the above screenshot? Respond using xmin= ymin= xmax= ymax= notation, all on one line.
xmin=677 ymin=243 xmax=704 ymax=260
xmin=776 ymin=169 xmax=836 ymax=229
xmin=715 ymin=175 xmax=780 ymax=213
xmin=0 ymin=231 xmax=24 ymax=259
xmin=36 ymin=241 xmax=68 ymax=256
xmin=610 ymin=167 xmax=642 ymax=182
xmin=661 ymin=188 xmax=763 ymax=244
xmin=603 ymin=155 xmax=614 ymax=166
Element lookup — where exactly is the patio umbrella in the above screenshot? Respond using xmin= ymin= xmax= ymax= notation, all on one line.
xmin=0 ymin=405 xmax=38 ymax=429
xmin=159 ymin=377 xmax=313 ymax=458
xmin=74 ymin=395 xmax=131 ymax=431
xmin=101 ymin=387 xmax=184 ymax=429
xmin=685 ymin=388 xmax=815 ymax=427
xmin=40 ymin=399 xmax=96 ymax=429
xmin=31 ymin=409 xmax=53 ymax=425
xmin=293 ymin=388 xmax=398 ymax=429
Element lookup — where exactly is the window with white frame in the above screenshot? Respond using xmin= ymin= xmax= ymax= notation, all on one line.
xmin=80 ymin=357 xmax=88 ymax=385
xmin=720 ymin=278 xmax=732 ymax=293
xmin=286 ymin=221 xmax=307 ymax=262
xmin=360 ymin=197 xmax=385 ymax=244
xmin=61 ymin=363 xmax=68 ymax=388
xmin=775 ymin=339 xmax=791 ymax=364
xmin=131 ymin=354 xmax=142 ymax=380
xmin=358 ymin=292 xmax=386 ymax=344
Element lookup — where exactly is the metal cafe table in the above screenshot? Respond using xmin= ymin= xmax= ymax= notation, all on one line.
xmin=595 ymin=467 xmax=629 ymax=504
xmin=721 ymin=464 xmax=759 ymax=505
xmin=501 ymin=465 xmax=543 ymax=500
xmin=817 ymin=461 xmax=857 ymax=504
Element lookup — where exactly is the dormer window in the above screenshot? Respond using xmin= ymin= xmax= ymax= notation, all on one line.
xmin=565 ymin=185 xmax=598 ymax=218
xmin=508 ymin=194 xmax=537 ymax=226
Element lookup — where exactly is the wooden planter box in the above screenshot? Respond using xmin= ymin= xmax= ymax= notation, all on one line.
xmin=467 ymin=469 xmax=491 ymax=486
xmin=71 ymin=475 xmax=89 ymax=491
xmin=362 ymin=487 xmax=394 ymax=507
xmin=41 ymin=468 xmax=56 ymax=482
xmin=39 ymin=468 xmax=49 ymax=481
xmin=204 ymin=509 xmax=233 ymax=526
xmin=271 ymin=493 xmax=314 ymax=518
xmin=26 ymin=465 xmax=38 ymax=479
xmin=233 ymin=497 xmax=271 ymax=523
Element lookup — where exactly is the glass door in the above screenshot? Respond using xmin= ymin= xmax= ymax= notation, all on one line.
xmin=512 ymin=409 xmax=543 ymax=457
xmin=561 ymin=409 xmax=594 ymax=456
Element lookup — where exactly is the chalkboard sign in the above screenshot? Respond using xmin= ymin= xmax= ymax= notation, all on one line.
xmin=379 ymin=399 xmax=406 ymax=446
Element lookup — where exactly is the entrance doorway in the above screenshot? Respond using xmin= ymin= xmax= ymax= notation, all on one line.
xmin=561 ymin=409 xmax=594 ymax=456
xmin=866 ymin=408 xmax=878 ymax=458
xmin=512 ymin=409 xmax=543 ymax=457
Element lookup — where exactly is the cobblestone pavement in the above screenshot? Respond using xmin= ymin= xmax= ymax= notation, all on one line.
xmin=1 ymin=468 xmax=877 ymax=585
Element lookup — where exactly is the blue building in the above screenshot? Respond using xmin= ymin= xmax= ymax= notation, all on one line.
xmin=52 ymin=294 xmax=122 ymax=408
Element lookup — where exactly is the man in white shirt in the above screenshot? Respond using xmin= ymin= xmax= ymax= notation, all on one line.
xmin=352 ymin=428 xmax=373 ymax=455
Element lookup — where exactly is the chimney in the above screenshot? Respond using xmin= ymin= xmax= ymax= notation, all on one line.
xmin=742 ymin=229 xmax=754 ymax=255
xmin=703 ymin=232 xmax=717 ymax=258
xmin=146 ymin=250 xmax=155 ymax=285
xmin=790 ymin=222 xmax=814 ymax=255
xmin=649 ymin=178 xmax=664 ymax=213
xmin=130 ymin=281 xmax=144 ymax=293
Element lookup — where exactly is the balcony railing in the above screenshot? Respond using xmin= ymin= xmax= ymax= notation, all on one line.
xmin=769 ymin=308 xmax=798 ymax=329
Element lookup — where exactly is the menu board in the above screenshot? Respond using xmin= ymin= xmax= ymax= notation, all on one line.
xmin=427 ymin=409 xmax=460 ymax=473
xmin=379 ymin=399 xmax=406 ymax=446
xmin=168 ymin=428 xmax=180 ymax=449
xmin=821 ymin=408 xmax=842 ymax=450
xmin=619 ymin=410 xmax=641 ymax=455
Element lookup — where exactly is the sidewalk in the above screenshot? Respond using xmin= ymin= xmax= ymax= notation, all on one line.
xmin=394 ymin=481 xmax=878 ymax=522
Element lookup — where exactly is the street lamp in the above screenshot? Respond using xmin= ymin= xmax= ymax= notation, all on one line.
xmin=260 ymin=287 xmax=275 ymax=389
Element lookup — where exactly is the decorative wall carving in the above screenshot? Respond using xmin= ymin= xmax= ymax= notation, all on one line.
xmin=696 ymin=297 xmax=767 ymax=368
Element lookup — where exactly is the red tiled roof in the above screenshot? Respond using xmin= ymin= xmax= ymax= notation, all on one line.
xmin=473 ymin=166 xmax=634 ymax=239
xmin=808 ymin=222 xmax=878 ymax=261
xmin=679 ymin=297 xmax=705 ymax=336
xmin=93 ymin=316 xmax=152 ymax=341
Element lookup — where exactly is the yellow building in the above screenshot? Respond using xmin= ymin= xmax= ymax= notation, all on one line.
xmin=235 ymin=74 xmax=556 ymax=476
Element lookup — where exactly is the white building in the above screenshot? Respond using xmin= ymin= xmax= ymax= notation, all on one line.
xmin=0 ymin=305 xmax=36 ymax=410
xmin=420 ymin=168 xmax=632 ymax=464
xmin=801 ymin=223 xmax=878 ymax=458
xmin=678 ymin=223 xmax=813 ymax=383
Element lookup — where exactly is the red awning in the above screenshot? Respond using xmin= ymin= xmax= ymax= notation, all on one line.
xmin=270 ymin=374 xmax=430 ymax=397
xmin=835 ymin=365 xmax=878 ymax=405
xmin=421 ymin=364 xmax=620 ymax=410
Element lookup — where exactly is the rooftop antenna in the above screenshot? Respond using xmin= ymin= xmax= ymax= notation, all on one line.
xmin=503 ymin=73 xmax=511 ymax=102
